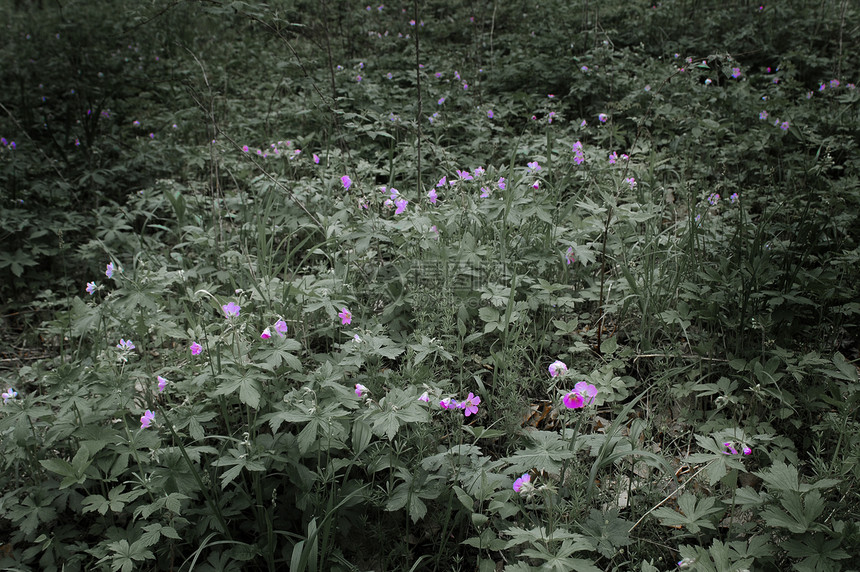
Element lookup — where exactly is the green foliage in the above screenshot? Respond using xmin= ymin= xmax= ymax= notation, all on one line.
xmin=2 ymin=0 xmax=860 ymax=570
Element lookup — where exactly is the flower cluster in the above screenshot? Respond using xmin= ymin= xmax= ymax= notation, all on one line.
xmin=562 ymin=381 xmax=597 ymax=409
xmin=722 ymin=442 xmax=752 ymax=456
xmin=513 ymin=473 xmax=532 ymax=493
xmin=260 ymin=319 xmax=288 ymax=340
xmin=707 ymin=193 xmax=720 ymax=206
xmin=438 ymin=392 xmax=481 ymax=417
xmin=572 ymin=141 xmax=585 ymax=165
xmin=116 ymin=339 xmax=135 ymax=351
xmin=157 ymin=376 xmax=168 ymax=392
xmin=140 ymin=410 xmax=155 ymax=429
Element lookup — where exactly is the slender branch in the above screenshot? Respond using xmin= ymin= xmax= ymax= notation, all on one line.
xmin=413 ymin=0 xmax=422 ymax=197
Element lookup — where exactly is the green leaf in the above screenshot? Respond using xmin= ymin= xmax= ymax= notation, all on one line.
xmin=760 ymin=490 xmax=824 ymax=533
xmin=651 ymin=492 xmax=723 ymax=534
xmin=504 ymin=430 xmax=575 ymax=474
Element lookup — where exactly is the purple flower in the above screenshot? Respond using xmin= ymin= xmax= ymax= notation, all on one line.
xmin=513 ymin=473 xmax=531 ymax=492
xmin=261 ymin=327 xmax=272 ymax=339
xmin=598 ymin=113 xmax=607 ymax=123
xmin=743 ymin=446 xmax=752 ymax=455
xmin=573 ymin=381 xmax=597 ymax=406
xmin=563 ymin=392 xmax=584 ymax=409
xmin=708 ymin=193 xmax=720 ymax=206
xmin=157 ymin=376 xmax=167 ymax=392
xmin=566 ymin=247 xmax=575 ymax=265
xmin=242 ymin=145 xmax=249 ymax=152
xmin=722 ymin=442 xmax=739 ymax=455
xmin=498 ymin=177 xmax=506 ymax=190
xmin=487 ymin=109 xmax=494 ymax=118
xmin=730 ymin=193 xmax=739 ymax=204
xmin=474 ymin=166 xmax=485 ymax=177
xmin=313 ymin=153 xmax=320 ymax=164
xmin=274 ymin=320 xmax=288 ymax=336
xmin=780 ymin=121 xmax=789 ymax=131
xmin=1 ymin=388 xmax=17 ymax=404
xmin=437 ymin=176 xmax=447 ymax=187
xmin=581 ymin=65 xmax=588 ymax=72
xmin=394 ymin=198 xmax=408 ymax=214
xmin=527 ymin=161 xmax=541 ymax=172
xmin=731 ymin=67 xmax=741 ymax=79
xmin=480 ymin=187 xmax=490 ymax=198
xmin=222 ymin=302 xmax=241 ymax=318
xmin=430 ymin=225 xmax=439 ymax=238
xmin=341 ymin=175 xmax=352 ymax=189
xmin=418 ymin=391 xmax=430 ymax=402
xmin=338 ymin=307 xmax=352 ymax=325
xmin=457 ymin=169 xmax=473 ymax=181
xmin=355 ymin=384 xmax=368 ymax=396
xmin=625 ymin=177 xmax=636 ymax=190
xmin=190 ymin=342 xmax=202 ymax=355
xmin=548 ymin=360 xmax=568 ymax=378
xmin=759 ymin=110 xmax=769 ymax=120
xmin=461 ymin=392 xmax=481 ymax=416
xmin=440 ymin=397 xmax=458 ymax=410
xmin=106 ymin=262 xmax=115 ymax=278
xmin=86 ymin=282 xmax=97 ymax=294
xmin=428 ymin=189 xmax=438 ymax=204
xmin=531 ymin=181 xmax=539 ymax=190
xmin=140 ymin=410 xmax=155 ymax=429
xmin=116 ymin=339 xmax=135 ymax=350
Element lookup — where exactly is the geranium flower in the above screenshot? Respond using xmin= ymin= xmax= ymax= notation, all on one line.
xmin=106 ymin=262 xmax=115 ymax=278
xmin=563 ymin=392 xmax=584 ymax=409
xmin=498 ymin=177 xmax=506 ymax=190
xmin=190 ymin=342 xmax=202 ymax=355
xmin=313 ymin=153 xmax=320 ymax=164
xmin=157 ymin=376 xmax=168 ymax=392
xmin=440 ymin=397 xmax=458 ymax=410
xmin=338 ymin=307 xmax=352 ymax=325
xmin=527 ymin=161 xmax=541 ymax=172
xmin=573 ymin=381 xmax=597 ymax=406
xmin=86 ymin=282 xmax=97 ymax=294
xmin=341 ymin=175 xmax=352 ymax=189
xmin=260 ymin=327 xmax=272 ymax=339
xmin=722 ymin=442 xmax=739 ymax=455
xmin=274 ymin=320 xmax=288 ymax=337
xmin=566 ymin=247 xmax=575 ymax=265
xmin=480 ymin=187 xmax=490 ymax=198
xmin=743 ymin=446 xmax=752 ymax=455
xmin=513 ymin=473 xmax=531 ymax=492
xmin=461 ymin=392 xmax=481 ymax=416
xmin=355 ymin=384 xmax=368 ymax=396
xmin=598 ymin=113 xmax=607 ymax=123
xmin=222 ymin=302 xmax=241 ymax=318
xmin=140 ymin=410 xmax=155 ymax=429
xmin=116 ymin=339 xmax=135 ymax=350
xmin=418 ymin=392 xmax=430 ymax=402
xmin=428 ymin=189 xmax=438 ymax=204
xmin=395 ymin=198 xmax=408 ymax=214
xmin=548 ymin=360 xmax=568 ymax=377
xmin=730 ymin=193 xmax=739 ymax=204
xmin=436 ymin=176 xmax=447 ymax=187
xmin=1 ymin=388 xmax=17 ymax=404
xmin=487 ymin=109 xmax=494 ymax=118
xmin=457 ymin=169 xmax=473 ymax=181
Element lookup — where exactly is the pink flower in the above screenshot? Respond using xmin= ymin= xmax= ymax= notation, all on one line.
xmin=497 ymin=177 xmax=506 ymax=190
xmin=440 ymin=397 xmax=459 ymax=410
xmin=341 ymin=175 xmax=352 ymax=189
xmin=565 ymin=247 xmax=575 ymax=264
xmin=527 ymin=161 xmax=541 ymax=172
xmin=260 ymin=327 xmax=272 ymax=339
xmin=563 ymin=392 xmax=584 ymax=409
xmin=743 ymin=446 xmax=752 ymax=456
xmin=222 ymin=302 xmax=241 ymax=318
xmin=190 ymin=342 xmax=202 ymax=355
xmin=548 ymin=360 xmax=567 ymax=378
xmin=355 ymin=384 xmax=368 ymax=396
xmin=418 ymin=391 xmax=430 ymax=402
xmin=105 ymin=262 xmax=115 ymax=278
xmin=86 ymin=282 xmax=97 ymax=294
xmin=274 ymin=320 xmax=288 ymax=337
xmin=461 ymin=392 xmax=481 ymax=416
xmin=487 ymin=109 xmax=494 ymax=118
xmin=338 ymin=307 xmax=352 ymax=325
xmin=140 ymin=410 xmax=155 ymax=429
xmin=513 ymin=473 xmax=531 ymax=492
xmin=531 ymin=181 xmax=539 ymax=190
xmin=394 ymin=198 xmax=408 ymax=214
xmin=480 ymin=187 xmax=490 ymax=198
xmin=573 ymin=381 xmax=597 ymax=406
xmin=436 ymin=176 xmax=447 ymax=187
xmin=598 ymin=113 xmax=607 ymax=123
xmin=428 ymin=189 xmax=438 ymax=204
xmin=723 ymin=442 xmax=739 ymax=455
xmin=157 ymin=376 xmax=167 ymax=392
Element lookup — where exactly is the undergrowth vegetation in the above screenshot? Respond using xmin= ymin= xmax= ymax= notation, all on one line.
xmin=1 ymin=0 xmax=859 ymax=570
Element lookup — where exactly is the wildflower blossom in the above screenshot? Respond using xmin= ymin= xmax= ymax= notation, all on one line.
xmin=157 ymin=376 xmax=167 ymax=392
xmin=338 ymin=307 xmax=352 ymax=325
xmin=428 ymin=189 xmax=438 ymax=204
xmin=437 ymin=97 xmax=445 ymax=105
xmin=274 ymin=320 xmax=288 ymax=337
xmin=580 ymin=120 xmax=587 ymax=128
xmin=598 ymin=113 xmax=607 ymax=123
xmin=625 ymin=177 xmax=636 ymax=190
xmin=573 ymin=141 xmax=585 ymax=165
xmin=573 ymin=381 xmax=597 ymax=405
xmin=722 ymin=442 xmax=739 ymax=455
xmin=480 ymin=187 xmax=490 ymax=198
xmin=513 ymin=473 xmax=531 ymax=492
xmin=394 ymin=198 xmax=408 ymax=214
xmin=609 ymin=152 xmax=617 ymax=164
xmin=581 ymin=65 xmax=588 ymax=72
xmin=261 ymin=327 xmax=272 ymax=340
xmin=548 ymin=360 xmax=568 ymax=378
xmin=527 ymin=161 xmax=541 ymax=172
xmin=418 ymin=392 xmax=430 ymax=402
xmin=222 ymin=302 xmax=241 ymax=318
xmin=313 ymin=153 xmax=320 ymax=164
xmin=531 ymin=181 xmax=539 ymax=190
xmin=708 ymin=193 xmax=720 ymax=206
xmin=731 ymin=67 xmax=741 ymax=79
xmin=819 ymin=83 xmax=826 ymax=92
xmin=106 ymin=262 xmax=115 ymax=278
xmin=116 ymin=339 xmax=135 ymax=350
xmin=86 ymin=282 xmax=97 ymax=294
xmin=780 ymin=121 xmax=789 ymax=131
xmin=461 ymin=392 xmax=481 ymax=416
xmin=457 ymin=169 xmax=473 ymax=181
xmin=498 ymin=177 xmax=506 ymax=190
xmin=242 ymin=145 xmax=249 ymax=152
xmin=563 ymin=392 xmax=584 ymax=409
xmin=140 ymin=410 xmax=155 ymax=429
xmin=437 ymin=176 xmax=447 ymax=187
xmin=474 ymin=166 xmax=485 ymax=177
xmin=341 ymin=175 xmax=352 ymax=189
xmin=730 ymin=192 xmax=739 ymax=204
xmin=440 ymin=397 xmax=458 ymax=410
xmin=430 ymin=225 xmax=439 ymax=238
xmin=190 ymin=342 xmax=202 ymax=355
xmin=487 ymin=109 xmax=494 ymax=118
xmin=355 ymin=384 xmax=368 ymax=396
xmin=566 ymin=247 xmax=575 ymax=265
xmin=759 ymin=110 xmax=769 ymax=120
xmin=2 ymin=388 xmax=17 ymax=404
xmin=743 ymin=446 xmax=752 ymax=455
xmin=704 ymin=78 xmax=712 ymax=85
